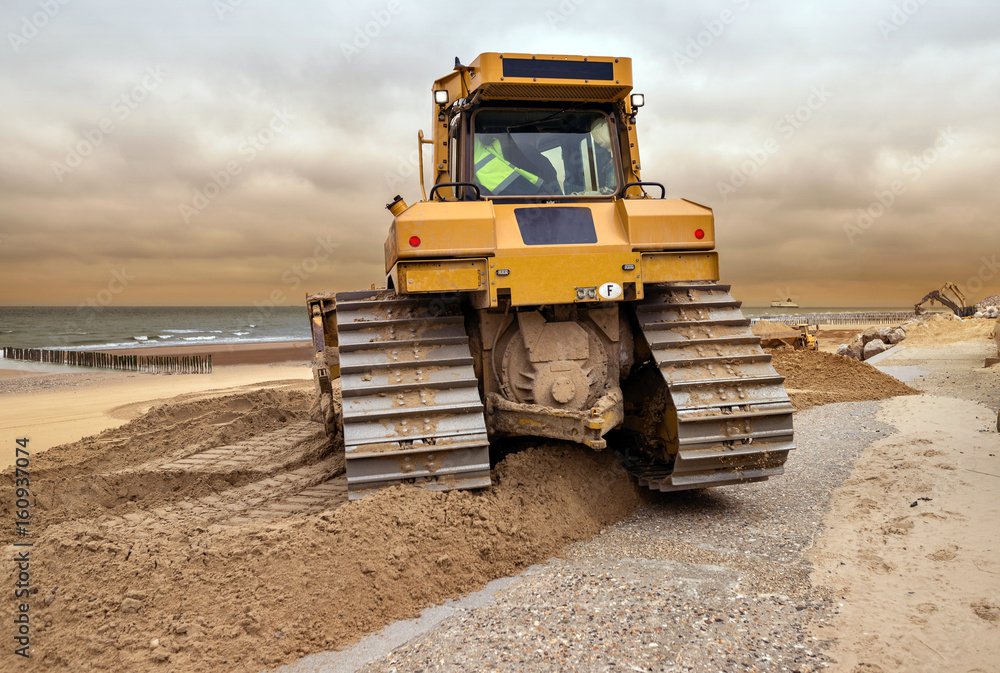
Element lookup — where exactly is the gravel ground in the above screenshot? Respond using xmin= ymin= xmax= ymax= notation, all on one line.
xmin=290 ymin=401 xmax=895 ymax=673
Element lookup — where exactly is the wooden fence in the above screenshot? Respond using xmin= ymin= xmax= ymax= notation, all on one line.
xmin=1 ymin=347 xmax=212 ymax=374
xmin=750 ymin=311 xmax=918 ymax=326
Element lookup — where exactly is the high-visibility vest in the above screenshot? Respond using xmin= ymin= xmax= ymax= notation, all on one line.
xmin=473 ymin=137 xmax=541 ymax=193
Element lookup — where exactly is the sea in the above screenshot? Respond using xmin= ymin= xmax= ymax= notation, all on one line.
xmin=0 ymin=304 xmax=922 ymax=353
xmin=0 ymin=306 xmax=309 ymax=351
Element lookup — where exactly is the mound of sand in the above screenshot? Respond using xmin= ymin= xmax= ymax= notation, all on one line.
xmin=904 ymin=314 xmax=996 ymax=347
xmin=770 ymin=349 xmax=918 ymax=410
xmin=30 ymin=385 xmax=312 ymax=473
xmin=1 ymin=390 xmax=642 ymax=672
xmin=0 ymin=386 xmax=318 ymax=548
xmin=751 ymin=321 xmax=800 ymax=337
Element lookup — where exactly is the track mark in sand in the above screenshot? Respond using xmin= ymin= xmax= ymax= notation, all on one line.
xmin=225 ymin=473 xmax=348 ymax=525
xmin=64 ymin=420 xmax=348 ymax=535
xmin=154 ymin=420 xmax=322 ymax=473
xmin=138 ymin=421 xmax=348 ymax=526
xmin=100 ymin=457 xmax=346 ymax=531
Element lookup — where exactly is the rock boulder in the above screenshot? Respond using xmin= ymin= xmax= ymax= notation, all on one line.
xmin=863 ymin=338 xmax=888 ymax=360
xmin=836 ymin=343 xmax=862 ymax=360
xmin=886 ymin=328 xmax=906 ymax=345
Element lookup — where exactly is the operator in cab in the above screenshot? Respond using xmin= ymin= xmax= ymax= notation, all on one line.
xmin=471 ymin=110 xmax=617 ymax=198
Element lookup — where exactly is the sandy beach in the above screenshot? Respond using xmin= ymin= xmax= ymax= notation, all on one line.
xmin=0 ymin=319 xmax=997 ymax=672
xmin=0 ymin=342 xmax=312 ymax=471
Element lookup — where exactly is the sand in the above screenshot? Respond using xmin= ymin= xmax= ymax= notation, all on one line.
xmin=770 ymin=349 xmax=919 ymax=410
xmin=815 ymin=315 xmax=998 ymax=355
xmin=816 ymin=326 xmax=877 ymax=354
xmin=904 ymin=314 xmax=997 ymax=347
xmin=1 ymin=405 xmax=641 ymax=671
xmin=0 ymin=342 xmax=311 ymax=470
xmin=751 ymin=320 xmax=802 ymax=337
xmin=1 ymin=320 xmax=996 ymax=672
xmin=810 ymin=392 xmax=1000 ymax=673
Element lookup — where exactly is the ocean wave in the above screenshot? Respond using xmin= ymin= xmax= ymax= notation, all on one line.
xmin=45 ymin=336 xmax=303 ymax=351
xmin=232 ymin=331 xmax=249 ymax=336
xmin=66 ymin=342 xmax=148 ymax=350
xmin=160 ymin=329 xmax=204 ymax=334
xmin=133 ymin=336 xmax=149 ymax=341
xmin=158 ymin=335 xmax=174 ymax=339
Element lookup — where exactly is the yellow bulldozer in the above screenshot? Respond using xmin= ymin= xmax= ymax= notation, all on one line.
xmin=753 ymin=321 xmax=818 ymax=351
xmin=307 ymin=53 xmax=795 ymax=499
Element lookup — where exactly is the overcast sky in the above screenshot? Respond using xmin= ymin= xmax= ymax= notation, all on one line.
xmin=1 ymin=0 xmax=997 ymax=307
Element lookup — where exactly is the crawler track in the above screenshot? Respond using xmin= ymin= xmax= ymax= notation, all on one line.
xmin=334 ymin=290 xmax=492 ymax=499
xmin=627 ymin=282 xmax=795 ymax=491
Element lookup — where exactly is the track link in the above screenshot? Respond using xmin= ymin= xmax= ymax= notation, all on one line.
xmin=627 ymin=282 xmax=795 ymax=491
xmin=334 ymin=290 xmax=491 ymax=499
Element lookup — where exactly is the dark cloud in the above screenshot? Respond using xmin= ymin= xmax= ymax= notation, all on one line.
xmin=0 ymin=1 xmax=997 ymax=306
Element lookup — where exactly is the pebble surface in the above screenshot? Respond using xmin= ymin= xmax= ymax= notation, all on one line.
xmin=349 ymin=401 xmax=897 ymax=673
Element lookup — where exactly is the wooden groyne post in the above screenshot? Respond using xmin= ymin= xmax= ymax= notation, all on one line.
xmin=1 ymin=347 xmax=212 ymax=374
xmin=750 ymin=311 xmax=918 ymax=327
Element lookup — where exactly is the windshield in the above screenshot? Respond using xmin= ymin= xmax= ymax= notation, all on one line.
xmin=472 ymin=109 xmax=618 ymax=198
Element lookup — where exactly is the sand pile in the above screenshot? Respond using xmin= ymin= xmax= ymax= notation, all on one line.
xmin=0 ymin=386 xmax=321 ymax=548
xmin=752 ymin=321 xmax=803 ymax=349
xmin=903 ymin=314 xmax=996 ymax=347
xmin=31 ymin=385 xmax=313 ymax=474
xmin=2 ymin=402 xmax=641 ymax=672
xmin=770 ymin=349 xmax=918 ymax=410
xmin=751 ymin=321 xmax=800 ymax=337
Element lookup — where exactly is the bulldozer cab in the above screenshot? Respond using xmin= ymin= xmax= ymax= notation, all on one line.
xmin=468 ymin=108 xmax=619 ymax=198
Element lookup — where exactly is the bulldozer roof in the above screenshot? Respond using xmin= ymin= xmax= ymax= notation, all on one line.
xmin=435 ymin=53 xmax=633 ymax=104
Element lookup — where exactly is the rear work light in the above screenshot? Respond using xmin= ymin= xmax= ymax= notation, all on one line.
xmin=694 ymin=229 xmax=705 ymax=240
xmin=408 ymin=236 xmax=421 ymax=247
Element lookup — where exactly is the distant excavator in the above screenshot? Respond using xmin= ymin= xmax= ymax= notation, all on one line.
xmin=914 ymin=282 xmax=976 ymax=318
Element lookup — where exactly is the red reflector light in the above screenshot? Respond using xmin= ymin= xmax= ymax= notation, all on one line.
xmin=694 ymin=229 xmax=705 ymax=240
xmin=408 ymin=236 xmax=421 ymax=247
